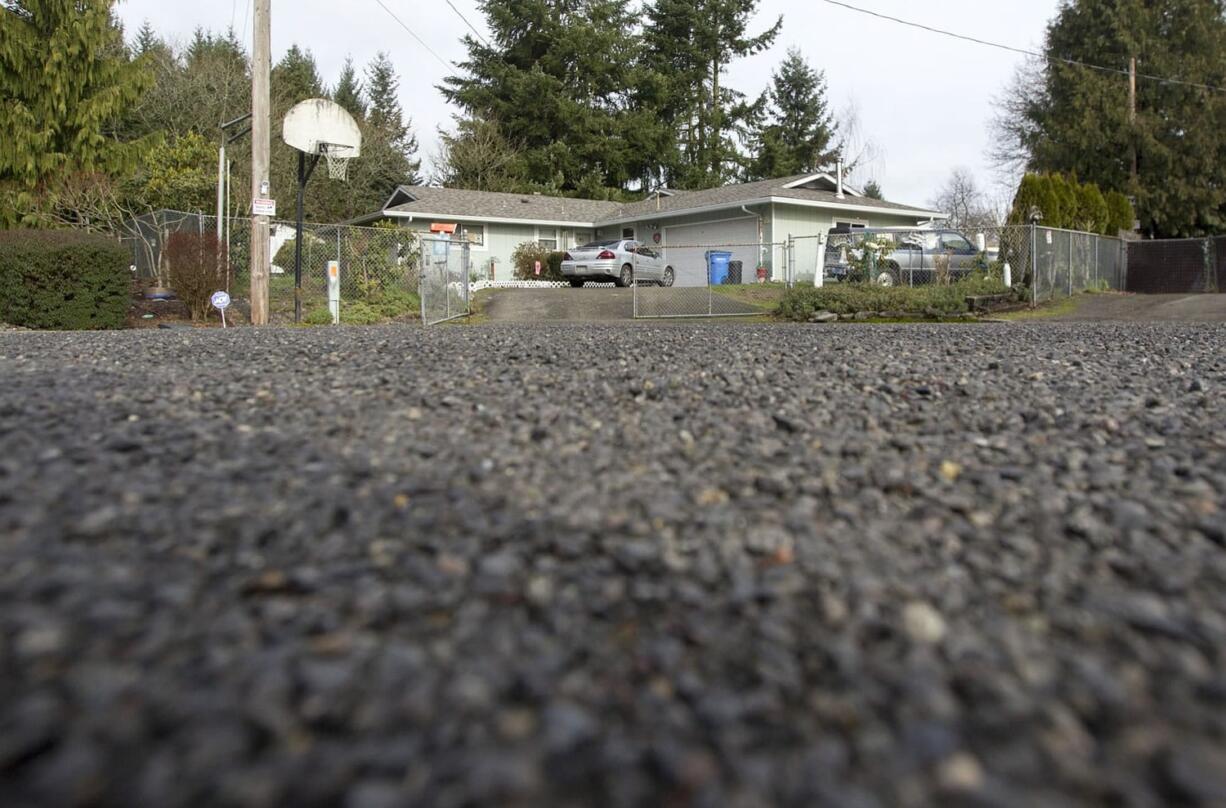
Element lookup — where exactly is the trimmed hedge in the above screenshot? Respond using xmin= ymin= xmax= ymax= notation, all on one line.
xmin=777 ymin=277 xmax=1013 ymax=321
xmin=0 ymin=230 xmax=130 ymax=330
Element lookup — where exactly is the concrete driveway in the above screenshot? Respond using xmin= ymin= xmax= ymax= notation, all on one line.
xmin=479 ymin=287 xmax=762 ymax=322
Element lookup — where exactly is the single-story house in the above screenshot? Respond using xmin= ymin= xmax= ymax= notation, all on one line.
xmin=349 ymin=173 xmax=946 ymax=284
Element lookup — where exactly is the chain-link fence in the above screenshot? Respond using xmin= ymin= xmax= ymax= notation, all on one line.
xmin=122 ymin=210 xmax=422 ymax=324
xmin=813 ymin=224 xmax=1125 ymax=303
xmin=632 ymin=241 xmax=785 ymax=318
xmin=419 ymin=236 xmax=471 ymax=325
xmin=1125 ymin=237 xmax=1222 ymax=294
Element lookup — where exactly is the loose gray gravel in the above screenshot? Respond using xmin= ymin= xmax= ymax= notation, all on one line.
xmin=2 ymin=322 xmax=1225 ymax=808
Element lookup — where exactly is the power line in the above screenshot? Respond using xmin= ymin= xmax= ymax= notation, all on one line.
xmin=819 ymin=0 xmax=1226 ymax=94
xmin=444 ymin=0 xmax=491 ymax=48
xmin=371 ymin=0 xmax=452 ymax=70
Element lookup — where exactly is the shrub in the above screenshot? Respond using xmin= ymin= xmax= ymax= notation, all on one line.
xmin=165 ymin=232 xmax=227 ymax=321
xmin=777 ymin=277 xmax=1012 ymax=321
xmin=302 ymin=288 xmax=420 ymax=327
xmin=0 ymin=230 xmax=130 ymax=329
xmin=511 ymin=242 xmax=565 ymax=282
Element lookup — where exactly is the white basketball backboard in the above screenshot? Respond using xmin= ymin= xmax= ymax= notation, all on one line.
xmin=282 ymin=98 xmax=362 ymax=157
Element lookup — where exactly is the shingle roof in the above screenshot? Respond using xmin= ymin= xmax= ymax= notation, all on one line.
xmin=383 ymin=186 xmax=622 ymax=224
xmin=606 ymin=174 xmax=941 ymax=222
xmin=377 ymin=175 xmax=943 ymax=226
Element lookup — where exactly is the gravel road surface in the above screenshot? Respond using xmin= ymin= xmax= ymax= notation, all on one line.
xmin=2 ymin=323 xmax=1225 ymax=807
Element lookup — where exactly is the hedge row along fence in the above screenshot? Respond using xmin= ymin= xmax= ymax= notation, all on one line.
xmin=0 ymin=231 xmax=130 ymax=330
xmin=776 ymin=277 xmax=1014 ymax=321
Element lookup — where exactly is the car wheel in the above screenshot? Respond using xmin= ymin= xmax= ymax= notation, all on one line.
xmin=569 ymin=279 xmax=584 ymax=288
xmin=875 ymin=266 xmax=898 ymax=287
xmin=619 ymin=264 xmax=634 ymax=288
xmin=662 ymin=266 xmax=675 ymax=287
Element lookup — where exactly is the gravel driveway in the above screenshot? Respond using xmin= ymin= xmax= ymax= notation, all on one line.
xmin=2 ymin=323 xmax=1225 ymax=807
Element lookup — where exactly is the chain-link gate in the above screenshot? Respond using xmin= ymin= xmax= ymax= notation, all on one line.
xmin=632 ymin=241 xmax=785 ymax=318
xmin=419 ymin=236 xmax=471 ymax=326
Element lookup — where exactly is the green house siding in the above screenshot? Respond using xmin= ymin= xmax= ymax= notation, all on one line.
xmin=770 ymin=203 xmax=936 ymax=283
xmin=391 ymin=219 xmax=583 ymax=282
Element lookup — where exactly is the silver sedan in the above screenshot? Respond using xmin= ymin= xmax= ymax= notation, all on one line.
xmin=560 ymin=240 xmax=675 ymax=288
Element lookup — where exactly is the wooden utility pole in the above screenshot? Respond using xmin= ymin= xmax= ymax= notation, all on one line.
xmin=1129 ymin=56 xmax=1138 ymax=187
xmin=250 ymin=0 xmax=271 ymax=325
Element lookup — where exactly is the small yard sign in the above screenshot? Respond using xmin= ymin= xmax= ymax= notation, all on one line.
xmin=211 ymin=291 xmax=232 ymax=328
xmin=253 ymin=198 xmax=277 ymax=217
xmin=534 ymin=260 xmax=542 ymax=276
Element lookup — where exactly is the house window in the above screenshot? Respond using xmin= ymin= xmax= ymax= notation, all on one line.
xmin=834 ymin=220 xmax=868 ymax=231
xmin=535 ymin=227 xmax=558 ymax=250
xmin=622 ymin=227 xmax=635 ymax=239
xmin=463 ymin=224 xmax=487 ymax=250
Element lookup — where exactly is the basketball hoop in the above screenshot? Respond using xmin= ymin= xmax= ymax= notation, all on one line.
xmin=319 ymin=143 xmax=354 ymax=182
xmin=280 ymin=98 xmax=363 ymax=324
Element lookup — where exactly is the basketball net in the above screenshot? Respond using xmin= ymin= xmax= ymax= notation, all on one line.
xmin=319 ymin=143 xmax=352 ymax=182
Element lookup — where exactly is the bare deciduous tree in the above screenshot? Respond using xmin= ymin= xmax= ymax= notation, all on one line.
xmin=987 ymin=56 xmax=1046 ymax=191
xmin=929 ymin=168 xmax=1001 ymax=231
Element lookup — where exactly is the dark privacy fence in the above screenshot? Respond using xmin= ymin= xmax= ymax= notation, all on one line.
xmin=1126 ymin=237 xmax=1225 ymax=294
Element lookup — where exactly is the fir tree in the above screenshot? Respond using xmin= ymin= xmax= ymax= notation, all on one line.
xmin=273 ymin=44 xmax=324 ymax=105
xmin=442 ymin=0 xmax=640 ymax=195
xmin=364 ymin=52 xmax=421 ymax=187
xmin=0 ymin=0 xmax=154 ymax=226
xmin=746 ymin=48 xmax=837 ymax=180
xmin=642 ymin=0 xmax=781 ymax=188
xmin=862 ymin=179 xmax=883 ymax=200
xmin=333 ymin=57 xmax=366 ymax=119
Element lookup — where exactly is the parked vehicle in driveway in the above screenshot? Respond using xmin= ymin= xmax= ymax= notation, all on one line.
xmin=561 ymin=240 xmax=675 ymax=288
xmin=825 ymin=227 xmax=987 ymax=286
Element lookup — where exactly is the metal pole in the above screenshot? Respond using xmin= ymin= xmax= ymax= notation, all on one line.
xmin=225 ymin=159 xmax=232 ymax=290
xmin=1031 ymin=223 xmax=1038 ymax=306
xmin=1069 ymin=233 xmax=1074 ymax=296
xmin=216 ymin=145 xmax=225 ymax=242
xmin=249 ymin=0 xmax=271 ymax=325
xmin=294 ymin=152 xmax=306 ymax=324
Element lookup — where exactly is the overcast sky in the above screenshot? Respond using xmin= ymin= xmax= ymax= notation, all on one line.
xmin=115 ymin=0 xmax=1059 ymax=207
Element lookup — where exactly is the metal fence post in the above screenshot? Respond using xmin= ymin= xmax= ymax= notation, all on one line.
xmin=1031 ymin=223 xmax=1038 ymax=306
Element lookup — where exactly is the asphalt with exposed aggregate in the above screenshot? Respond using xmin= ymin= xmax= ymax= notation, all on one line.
xmin=1 ymin=322 xmax=1225 ymax=808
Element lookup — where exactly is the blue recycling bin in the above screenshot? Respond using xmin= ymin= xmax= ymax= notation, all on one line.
xmin=706 ymin=250 xmax=733 ymax=285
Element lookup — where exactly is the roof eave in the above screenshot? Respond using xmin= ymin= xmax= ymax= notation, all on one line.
xmin=382 ymin=209 xmax=599 ymax=228
xmin=596 ymin=196 xmax=946 ymax=226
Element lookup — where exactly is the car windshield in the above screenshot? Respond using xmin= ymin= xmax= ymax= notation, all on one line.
xmin=577 ymin=240 xmax=622 ymax=249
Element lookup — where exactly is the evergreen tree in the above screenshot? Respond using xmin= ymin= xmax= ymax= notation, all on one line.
xmin=746 ymin=48 xmax=837 ymax=180
xmin=442 ymin=0 xmax=641 ymax=195
xmin=365 ymin=52 xmax=421 ymax=187
xmin=273 ymin=44 xmax=325 ymax=105
xmin=995 ymin=0 xmax=1226 ymax=237
xmin=862 ymin=179 xmax=883 ymax=200
xmin=133 ymin=20 xmax=164 ymax=57
xmin=0 ymin=0 xmax=154 ymax=226
xmin=642 ymin=0 xmax=781 ymax=188
xmin=333 ymin=57 xmax=366 ymax=119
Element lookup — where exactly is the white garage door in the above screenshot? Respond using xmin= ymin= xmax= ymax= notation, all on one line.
xmin=663 ymin=218 xmax=759 ymax=287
